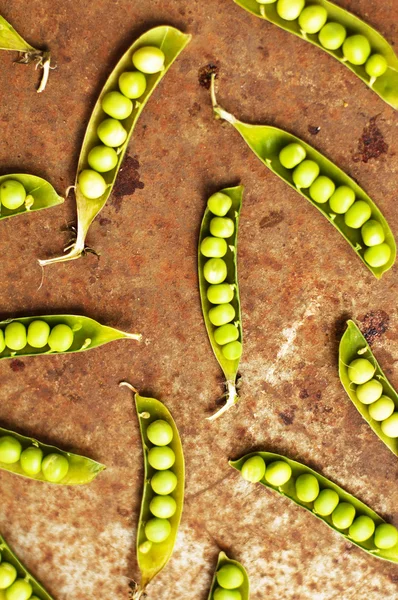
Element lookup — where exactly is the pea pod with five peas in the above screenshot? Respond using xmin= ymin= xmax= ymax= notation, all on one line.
xmin=231 ymin=451 xmax=398 ymax=562
xmin=120 ymin=383 xmax=184 ymax=600
xmin=339 ymin=319 xmax=398 ymax=457
xmin=210 ymin=75 xmax=396 ymax=278
xmin=39 ymin=26 xmax=191 ymax=267
xmin=232 ymin=0 xmax=398 ymax=110
xmin=0 ymin=175 xmax=63 ymax=220
xmin=207 ymin=551 xmax=249 ymax=600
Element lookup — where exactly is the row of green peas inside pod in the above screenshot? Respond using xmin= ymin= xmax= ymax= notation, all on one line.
xmin=0 ymin=558 xmax=39 ymax=600
xmin=200 ymin=192 xmax=242 ymax=361
xmin=0 ymin=181 xmax=33 ymax=212
xmin=347 ymin=358 xmax=398 ymax=439
xmin=278 ymin=143 xmax=392 ymax=268
xmin=240 ymin=455 xmax=398 ymax=550
xmin=256 ymin=0 xmax=388 ymax=83
xmin=78 ymin=46 xmax=166 ymax=199
xmin=213 ymin=563 xmax=245 ymax=600
xmin=0 ymin=435 xmax=69 ymax=483
xmin=0 ymin=321 xmax=74 ymax=354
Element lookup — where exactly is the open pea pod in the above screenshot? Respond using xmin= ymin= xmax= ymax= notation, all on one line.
xmin=232 ymin=0 xmax=398 ymax=110
xmin=198 ymin=186 xmax=243 ymax=421
xmin=0 ymin=14 xmax=51 ymax=92
xmin=0 ymin=174 xmax=63 ymax=220
xmin=230 ymin=451 xmax=398 ymax=562
xmin=39 ymin=26 xmax=191 ymax=267
xmin=339 ymin=319 xmax=398 ymax=457
xmin=207 ymin=551 xmax=250 ymax=600
xmin=210 ymin=76 xmax=395 ymax=278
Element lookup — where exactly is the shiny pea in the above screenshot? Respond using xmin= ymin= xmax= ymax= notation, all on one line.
xmin=380 ymin=413 xmax=398 ymax=438
xmin=365 ymin=54 xmax=388 ymax=79
xmin=151 ymin=470 xmax=178 ymax=495
xmin=214 ymin=589 xmax=242 ymax=600
xmin=0 ymin=180 xmax=26 ymax=210
xmin=292 ymin=160 xmax=320 ymax=189
xmin=347 ymin=359 xmax=375 ymax=385
xmin=368 ymin=396 xmax=395 ymax=421
xmin=144 ymin=518 xmax=171 ymax=543
xmin=149 ymin=495 xmax=177 ymax=519
xmin=295 ymin=473 xmax=319 ymax=502
xmin=101 ymin=91 xmax=133 ymax=120
xmin=364 ymin=243 xmax=391 ymax=268
xmin=361 ymin=220 xmax=385 ymax=247
xmin=48 ymin=324 xmax=74 ymax=352
xmin=203 ymin=258 xmax=227 ymax=284
xmin=279 ymin=143 xmax=306 ymax=169
xmin=87 ymin=146 xmax=118 ymax=173
xmin=118 ymin=71 xmax=147 ymax=99
xmin=209 ymin=303 xmax=235 ymax=327
xmin=374 ymin=523 xmax=398 ymax=549
xmin=309 ymin=176 xmax=335 ymax=204
xmin=0 ymin=437 xmax=22 ymax=464
xmin=264 ymin=461 xmax=292 ymax=486
xmin=148 ymin=446 xmax=175 ymax=470
xmin=349 ymin=515 xmax=375 ymax=542
xmin=132 ymin=46 xmax=165 ymax=74
xmin=207 ymin=284 xmax=234 ymax=304
xmin=138 ymin=541 xmax=153 ymax=554
xmin=344 ymin=201 xmax=371 ymax=228
xmin=5 ymin=579 xmax=32 ymax=600
xmin=332 ymin=502 xmax=356 ymax=529
xmin=147 ymin=420 xmax=173 ymax=446
xmin=207 ymin=192 xmax=232 ymax=216
xmin=0 ymin=564 xmax=17 ymax=590
xmin=27 ymin=320 xmax=50 ymax=349
xmin=97 ymin=118 xmax=127 ymax=147
xmin=356 ymin=379 xmax=383 ymax=405
xmin=276 ymin=0 xmax=305 ymax=21
xmin=5 ymin=323 xmax=27 ymax=351
xmin=329 ymin=186 xmax=355 ymax=214
xmin=216 ymin=564 xmax=244 ymax=589
xmin=20 ymin=446 xmax=43 ymax=476
xmin=241 ymin=455 xmax=266 ymax=483
xmin=221 ymin=341 xmax=242 ymax=360
xmin=313 ymin=489 xmax=339 ymax=516
xmin=41 ymin=454 xmax=69 ymax=482
xmin=343 ymin=35 xmax=371 ymax=66
xmin=201 ymin=237 xmax=228 ymax=258
xmin=78 ymin=170 xmax=107 ymax=199
xmin=0 ymin=331 xmax=4 ymax=354
xmin=319 ymin=22 xmax=347 ymax=50
xmin=214 ymin=323 xmax=239 ymax=345
xmin=210 ymin=217 xmax=235 ymax=238
xmin=298 ymin=6 xmax=327 ymax=34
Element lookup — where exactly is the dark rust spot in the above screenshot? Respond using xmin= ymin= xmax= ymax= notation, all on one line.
xmin=299 ymin=389 xmax=309 ymax=399
xmin=198 ymin=63 xmax=219 ymax=89
xmin=9 ymin=359 xmax=25 ymax=372
xmin=111 ymin=155 xmax=144 ymax=212
xmin=259 ymin=210 xmax=284 ymax=229
xmin=279 ymin=407 xmax=296 ymax=425
xmin=360 ymin=310 xmax=389 ymax=345
xmin=188 ymin=102 xmax=201 ymax=117
xmin=99 ymin=218 xmax=112 ymax=226
xmin=308 ymin=125 xmax=321 ymax=135
xmin=353 ymin=116 xmax=388 ymax=163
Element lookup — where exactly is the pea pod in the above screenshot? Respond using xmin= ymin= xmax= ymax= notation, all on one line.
xmin=39 ymin=26 xmax=191 ymax=267
xmin=207 ymin=551 xmax=250 ymax=600
xmin=0 ymin=14 xmax=51 ymax=92
xmin=0 ymin=174 xmax=63 ymax=220
xmin=120 ymin=383 xmax=184 ymax=599
xmin=210 ymin=76 xmax=395 ymax=278
xmin=232 ymin=0 xmax=398 ymax=110
xmin=231 ymin=451 xmax=398 ymax=562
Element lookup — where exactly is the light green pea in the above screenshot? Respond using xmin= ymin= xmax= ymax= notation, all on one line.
xmin=349 ymin=515 xmax=375 ymax=542
xmin=221 ymin=341 xmax=242 ymax=361
xmin=216 ymin=564 xmax=244 ymax=589
xmin=343 ymin=35 xmax=371 ymax=66
xmin=276 ymin=0 xmax=305 ymax=21
xmin=88 ymin=146 xmax=118 ymax=173
xmin=279 ymin=143 xmax=306 ymax=169
xmin=144 ymin=518 xmax=171 ymax=543
xmin=332 ymin=502 xmax=356 ymax=529
xmin=356 ymin=379 xmax=383 ymax=405
xmin=147 ymin=420 xmax=173 ymax=446
xmin=27 ymin=320 xmax=50 ymax=349
xmin=241 ymin=455 xmax=266 ymax=483
xmin=151 ymin=470 xmax=178 ymax=495
xmin=361 ymin=220 xmax=385 ymax=247
xmin=309 ymin=176 xmax=335 ymax=204
xmin=101 ymin=91 xmax=133 ymax=120
xmin=313 ymin=489 xmax=339 ymax=516
xmin=329 ymin=186 xmax=355 ymax=214
xmin=298 ymin=6 xmax=327 ymax=34
xmin=347 ymin=359 xmax=375 ymax=385
xmin=0 ymin=180 xmax=26 ymax=210
xmin=0 ymin=330 xmax=4 ymax=354
xmin=344 ymin=201 xmax=372 ymax=228
xmin=292 ymin=160 xmax=320 ymax=189
xmin=20 ymin=446 xmax=43 ymax=476
xmin=368 ymin=396 xmax=395 ymax=421
xmin=365 ymin=54 xmax=388 ymax=79
xmin=214 ymin=588 xmax=242 ymax=600
xmin=5 ymin=323 xmax=27 ymax=351
xmin=214 ymin=324 xmax=239 ymax=345
xmin=264 ymin=461 xmax=292 ymax=486
xmin=0 ymin=563 xmax=17 ymax=589
xmin=209 ymin=304 xmax=235 ymax=327
xmin=207 ymin=284 xmax=234 ymax=304
xmin=132 ymin=46 xmax=165 ymax=74
xmin=148 ymin=446 xmax=175 ymax=470
xmin=319 ymin=22 xmax=347 ymax=50
xmin=0 ymin=436 xmax=22 ymax=464
xmin=374 ymin=523 xmax=398 ymax=549
xmin=210 ymin=217 xmax=235 ymax=239
xmin=295 ymin=473 xmax=320 ymax=502
xmin=204 ymin=258 xmax=228 ymax=284
xmin=48 ymin=324 xmax=74 ymax=352
xmin=5 ymin=579 xmax=32 ymax=600
xmin=381 ymin=413 xmax=398 ymax=438
xmin=207 ymin=192 xmax=232 ymax=216
xmin=78 ymin=170 xmax=107 ymax=199
xmin=149 ymin=495 xmax=177 ymax=519
xmin=201 ymin=237 xmax=228 ymax=258
xmin=97 ymin=118 xmax=127 ymax=147
xmin=364 ymin=243 xmax=391 ymax=268
xmin=42 ymin=454 xmax=69 ymax=482
xmin=118 ymin=71 xmax=147 ymax=99
xmin=138 ymin=541 xmax=153 ymax=554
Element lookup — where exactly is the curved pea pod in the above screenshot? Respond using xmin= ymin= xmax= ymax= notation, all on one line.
xmin=339 ymin=319 xmax=398 ymax=457
xmin=233 ymin=0 xmax=398 ymax=110
xmin=0 ymin=174 xmax=63 ymax=220
xmin=0 ymin=14 xmax=51 ymax=92
xmin=210 ymin=76 xmax=395 ymax=278
xmin=199 ymin=186 xmax=243 ymax=421
xmin=207 ymin=551 xmax=250 ymax=600
xmin=39 ymin=26 xmax=191 ymax=267
xmin=120 ymin=383 xmax=184 ymax=599
xmin=230 ymin=451 xmax=398 ymax=562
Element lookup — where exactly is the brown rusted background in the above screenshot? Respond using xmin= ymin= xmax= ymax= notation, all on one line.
xmin=0 ymin=1 xmax=397 ymax=598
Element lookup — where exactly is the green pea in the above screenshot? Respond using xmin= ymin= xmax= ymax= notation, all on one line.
xmin=27 ymin=320 xmax=50 ymax=349
xmin=343 ymin=35 xmax=371 ymax=66
xmin=329 ymin=186 xmax=355 ymax=214
xmin=213 ymin=588 xmax=242 ymax=600
xmin=132 ymin=46 xmax=165 ymax=74
xmin=295 ymin=473 xmax=320 ymax=503
xmin=332 ymin=502 xmax=356 ymax=529
xmin=318 ymin=22 xmax=347 ymax=50
xmin=0 ymin=180 xmax=26 ymax=210
xmin=216 ymin=564 xmax=244 ymax=589
xmin=364 ymin=243 xmax=391 ymax=268
xmin=149 ymin=495 xmax=177 ymax=519
xmin=207 ymin=284 xmax=234 ymax=304
xmin=298 ymin=6 xmax=327 ymax=34
xmin=264 ymin=461 xmax=292 ymax=486
xmin=241 ymin=455 xmax=266 ymax=483
xmin=368 ymin=396 xmax=395 ymax=421
xmin=41 ymin=454 xmax=69 ymax=482
xmin=97 ymin=118 xmax=127 ymax=147
xmin=356 ymin=379 xmax=383 ymax=405
xmin=20 ymin=446 xmax=43 ymax=476
xmin=209 ymin=304 xmax=235 ymax=327
xmin=210 ymin=217 xmax=235 ymax=239
xmin=347 ymin=359 xmax=375 ymax=385
xmin=221 ymin=341 xmax=242 ymax=361
xmin=119 ymin=71 xmax=147 ymax=99
xmin=365 ymin=54 xmax=388 ymax=79
xmin=0 ymin=331 xmax=5 ymax=354
xmin=374 ymin=523 xmax=398 ymax=549
xmin=144 ymin=518 xmax=171 ymax=543
xmin=151 ymin=470 xmax=178 ymax=495
xmin=380 ymin=413 xmax=398 ymax=438
xmin=276 ymin=0 xmax=305 ymax=21
xmin=78 ymin=170 xmax=107 ymax=199
xmin=201 ymin=237 xmax=228 ymax=258
xmin=361 ymin=220 xmax=385 ymax=247
xmin=138 ymin=540 xmax=153 ymax=554
xmin=309 ymin=176 xmax=335 ymax=204
xmin=5 ymin=323 xmax=27 ymax=351
xmin=203 ymin=258 xmax=228 ymax=284
xmin=292 ymin=160 xmax=320 ymax=189
xmin=313 ymin=489 xmax=339 ymax=516
xmin=48 ymin=324 xmax=74 ymax=352
xmin=345 ymin=201 xmax=371 ymax=228
xmin=5 ymin=579 xmax=32 ymax=600
xmin=101 ymin=91 xmax=133 ymax=120
xmin=207 ymin=192 xmax=232 ymax=216
xmin=214 ymin=324 xmax=239 ymax=345
xmin=0 ymin=563 xmax=17 ymax=589
xmin=88 ymin=146 xmax=118 ymax=173
xmin=279 ymin=143 xmax=306 ymax=169
xmin=148 ymin=446 xmax=175 ymax=470
xmin=0 ymin=436 xmax=22 ymax=464
xmin=147 ymin=420 xmax=173 ymax=446
xmin=349 ymin=515 xmax=375 ymax=542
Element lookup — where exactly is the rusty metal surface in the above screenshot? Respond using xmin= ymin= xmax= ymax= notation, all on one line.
xmin=0 ymin=0 xmax=397 ymax=598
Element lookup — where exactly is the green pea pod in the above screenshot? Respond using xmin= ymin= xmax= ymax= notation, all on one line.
xmin=0 ymin=14 xmax=51 ymax=92
xmin=339 ymin=319 xmax=398 ymax=457
xmin=230 ymin=451 xmax=398 ymax=562
xmin=207 ymin=551 xmax=250 ymax=600
xmin=232 ymin=0 xmax=398 ymax=110
xmin=39 ymin=26 xmax=191 ymax=267
xmin=210 ymin=76 xmax=395 ymax=278
xmin=0 ymin=174 xmax=63 ymax=220
xmin=0 ymin=314 xmax=141 ymax=359
xmin=198 ymin=186 xmax=243 ymax=420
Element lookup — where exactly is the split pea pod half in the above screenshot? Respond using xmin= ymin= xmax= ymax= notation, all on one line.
xmin=39 ymin=26 xmax=191 ymax=267
xmin=339 ymin=319 xmax=398 ymax=457
xmin=210 ymin=76 xmax=395 ymax=278
xmin=207 ymin=551 xmax=249 ymax=600
xmin=231 ymin=451 xmax=398 ymax=562
xmin=0 ymin=175 xmax=63 ymax=220
xmin=198 ymin=186 xmax=243 ymax=421
xmin=120 ymin=383 xmax=184 ymax=599
xmin=232 ymin=0 xmax=398 ymax=110
xmin=0 ymin=14 xmax=52 ymax=93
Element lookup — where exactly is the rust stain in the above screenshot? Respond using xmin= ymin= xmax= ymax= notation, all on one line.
xmin=359 ymin=311 xmax=390 ymax=345
xmin=352 ymin=116 xmax=388 ymax=163
xmin=198 ymin=63 xmax=219 ymax=89
xmin=259 ymin=211 xmax=284 ymax=229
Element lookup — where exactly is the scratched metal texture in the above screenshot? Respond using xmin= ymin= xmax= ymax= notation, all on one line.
xmin=0 ymin=0 xmax=397 ymax=598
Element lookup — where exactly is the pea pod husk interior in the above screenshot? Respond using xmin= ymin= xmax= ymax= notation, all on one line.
xmin=0 ymin=174 xmax=63 ymax=220
xmin=207 ymin=551 xmax=250 ymax=600
xmin=39 ymin=25 xmax=191 ymax=266
xmin=339 ymin=319 xmax=398 ymax=457
xmin=230 ymin=451 xmax=398 ymax=562
xmin=233 ymin=0 xmax=398 ymax=110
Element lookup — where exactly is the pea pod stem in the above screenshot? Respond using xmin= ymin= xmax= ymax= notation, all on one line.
xmin=207 ymin=380 xmax=238 ymax=422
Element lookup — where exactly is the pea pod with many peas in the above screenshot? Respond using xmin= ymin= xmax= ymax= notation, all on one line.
xmin=233 ymin=0 xmax=398 ymax=110
xmin=0 ymin=175 xmax=63 ymax=220
xmin=207 ymin=551 xmax=249 ymax=600
xmin=210 ymin=76 xmax=395 ymax=278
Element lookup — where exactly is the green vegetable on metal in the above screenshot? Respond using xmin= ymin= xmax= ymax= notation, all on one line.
xmin=207 ymin=551 xmax=249 ymax=600
xmin=0 ymin=176 xmax=63 ymax=220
